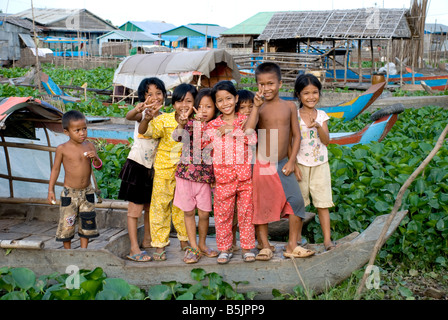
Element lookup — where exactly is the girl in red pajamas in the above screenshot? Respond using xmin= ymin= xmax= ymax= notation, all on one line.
xmin=202 ymin=81 xmax=257 ymax=264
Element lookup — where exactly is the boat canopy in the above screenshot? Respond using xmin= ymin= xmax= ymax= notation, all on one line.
xmin=0 ymin=97 xmax=63 ymax=139
xmin=113 ymin=49 xmax=241 ymax=90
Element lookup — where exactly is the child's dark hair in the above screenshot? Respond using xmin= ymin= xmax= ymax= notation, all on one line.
xmin=255 ymin=62 xmax=282 ymax=82
xmin=172 ymin=83 xmax=198 ymax=105
xmin=62 ymin=110 xmax=85 ymax=130
xmin=137 ymin=77 xmax=167 ymax=102
xmin=211 ymin=80 xmax=238 ymax=104
xmin=195 ymin=88 xmax=219 ymax=120
xmin=236 ymin=89 xmax=254 ymax=112
xmin=294 ymin=74 xmax=322 ymax=108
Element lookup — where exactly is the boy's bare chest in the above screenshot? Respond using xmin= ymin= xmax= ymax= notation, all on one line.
xmin=259 ymin=106 xmax=291 ymax=129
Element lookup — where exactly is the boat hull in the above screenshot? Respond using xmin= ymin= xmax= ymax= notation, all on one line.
xmin=329 ymin=113 xmax=398 ymax=147
xmin=0 ymin=200 xmax=407 ymax=299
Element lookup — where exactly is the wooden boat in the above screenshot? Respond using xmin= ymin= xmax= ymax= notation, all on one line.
xmin=40 ymin=72 xmax=81 ymax=104
xmin=0 ymin=199 xmax=407 ymax=298
xmin=326 ymin=69 xmax=448 ymax=91
xmin=319 ymin=81 xmax=385 ymax=121
xmin=0 ymin=97 xmax=409 ymax=298
xmin=329 ymin=113 xmax=398 ymax=147
xmin=280 ymin=81 xmax=386 ymax=121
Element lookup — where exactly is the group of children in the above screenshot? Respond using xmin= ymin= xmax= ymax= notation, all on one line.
xmin=47 ymin=61 xmax=336 ymax=264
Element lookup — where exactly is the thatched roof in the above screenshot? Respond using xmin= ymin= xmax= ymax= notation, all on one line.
xmin=257 ymin=8 xmax=412 ymax=41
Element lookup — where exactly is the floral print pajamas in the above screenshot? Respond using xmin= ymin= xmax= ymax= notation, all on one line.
xmin=202 ymin=113 xmax=257 ymax=251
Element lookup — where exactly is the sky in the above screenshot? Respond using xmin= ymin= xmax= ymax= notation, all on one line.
xmin=2 ymin=0 xmax=448 ymax=29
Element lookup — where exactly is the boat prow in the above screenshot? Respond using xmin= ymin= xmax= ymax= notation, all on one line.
xmin=329 ymin=103 xmax=404 ymax=147
xmin=319 ymin=81 xmax=386 ymax=121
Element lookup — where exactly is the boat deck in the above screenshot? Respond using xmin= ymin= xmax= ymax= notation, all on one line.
xmin=0 ymin=218 xmax=127 ymax=250
xmin=0 ymin=212 xmax=322 ymax=264
xmin=0 ymin=201 xmax=319 ymax=264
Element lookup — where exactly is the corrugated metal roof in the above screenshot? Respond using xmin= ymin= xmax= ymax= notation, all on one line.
xmin=161 ymin=24 xmax=227 ymax=38
xmin=2 ymin=16 xmax=42 ymax=32
xmin=185 ymin=24 xmax=228 ymax=37
xmin=12 ymin=8 xmax=116 ymax=31
xmin=125 ymin=20 xmax=177 ymax=34
xmin=425 ymin=23 xmax=448 ymax=34
xmin=221 ymin=12 xmax=275 ymax=35
xmin=98 ymin=30 xmax=161 ymax=41
xmin=13 ymin=8 xmax=80 ymax=25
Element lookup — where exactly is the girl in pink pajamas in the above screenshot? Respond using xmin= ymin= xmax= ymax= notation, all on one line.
xmin=202 ymin=81 xmax=257 ymax=264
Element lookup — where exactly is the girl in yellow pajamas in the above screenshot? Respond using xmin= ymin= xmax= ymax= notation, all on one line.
xmin=139 ymin=83 xmax=198 ymax=261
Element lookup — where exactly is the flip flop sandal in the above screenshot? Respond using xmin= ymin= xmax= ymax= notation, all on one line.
xmin=183 ymin=247 xmax=201 ymax=264
xmin=200 ymin=247 xmax=219 ymax=258
xmin=126 ymin=251 xmax=152 ymax=262
xmin=242 ymin=252 xmax=256 ymax=262
xmin=283 ymin=246 xmax=315 ymax=258
xmin=217 ymin=252 xmax=233 ymax=264
xmin=255 ymin=248 xmax=273 ymax=261
xmin=153 ymin=250 xmax=167 ymax=261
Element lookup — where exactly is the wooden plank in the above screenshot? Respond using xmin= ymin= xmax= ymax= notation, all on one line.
xmin=94 ymin=227 xmax=125 ymax=241
xmin=0 ymin=219 xmax=25 ymax=230
xmin=0 ymin=232 xmax=29 ymax=241
xmin=7 ymin=220 xmax=58 ymax=235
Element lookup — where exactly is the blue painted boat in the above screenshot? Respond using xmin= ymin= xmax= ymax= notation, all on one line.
xmin=40 ymin=73 xmax=81 ymax=104
xmin=319 ymin=81 xmax=385 ymax=121
xmin=326 ymin=70 xmax=448 ymax=91
xmin=329 ymin=103 xmax=404 ymax=147
xmin=329 ymin=113 xmax=397 ymax=147
xmin=281 ymin=81 xmax=385 ymax=121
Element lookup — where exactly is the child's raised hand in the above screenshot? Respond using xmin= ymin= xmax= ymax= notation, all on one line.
xmin=254 ymin=85 xmax=265 ymax=108
xmin=308 ymin=118 xmax=321 ymax=129
xmin=145 ymin=103 xmax=163 ymax=120
xmin=192 ymin=107 xmax=203 ymax=121
xmin=176 ymin=105 xmax=193 ymax=125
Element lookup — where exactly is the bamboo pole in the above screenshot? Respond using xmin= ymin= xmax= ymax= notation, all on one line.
xmin=0 ymin=134 xmax=13 ymax=197
xmin=355 ymin=123 xmax=448 ymax=299
xmin=400 ymin=38 xmax=404 ymax=86
xmin=0 ymin=239 xmax=44 ymax=250
xmin=0 ymin=173 xmax=63 ymax=187
xmin=358 ymin=39 xmax=362 ymax=84
xmin=30 ymin=0 xmax=41 ymax=93
xmin=412 ymin=38 xmax=416 ymax=85
xmin=0 ymin=141 xmax=56 ymax=152
xmin=0 ymin=197 xmax=129 ymax=209
xmin=344 ymin=42 xmax=348 ymax=84
xmin=333 ymin=40 xmax=336 ymax=82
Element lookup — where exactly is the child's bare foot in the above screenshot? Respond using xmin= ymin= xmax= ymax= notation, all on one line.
xmin=141 ymin=238 xmax=152 ymax=248
xmin=180 ymin=241 xmax=190 ymax=251
xmin=153 ymin=247 xmax=166 ymax=261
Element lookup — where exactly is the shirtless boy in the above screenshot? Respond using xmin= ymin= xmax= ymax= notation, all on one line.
xmin=245 ymin=62 xmax=315 ymax=260
xmin=48 ymin=110 xmax=102 ymax=249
